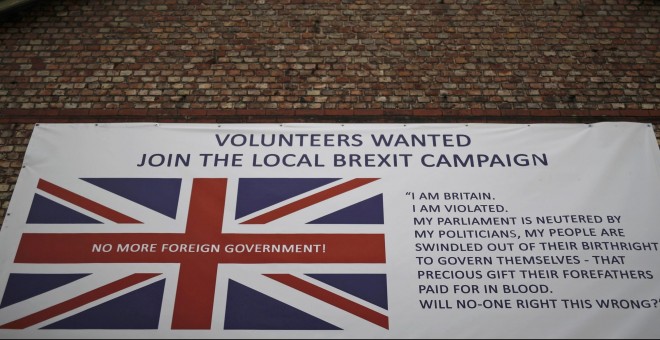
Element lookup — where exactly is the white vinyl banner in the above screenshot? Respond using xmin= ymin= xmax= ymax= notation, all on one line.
xmin=0 ymin=122 xmax=659 ymax=339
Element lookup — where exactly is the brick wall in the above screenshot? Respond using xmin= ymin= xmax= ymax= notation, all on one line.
xmin=0 ymin=0 xmax=659 ymax=224
xmin=0 ymin=123 xmax=31 ymax=224
xmin=1 ymin=0 xmax=659 ymax=111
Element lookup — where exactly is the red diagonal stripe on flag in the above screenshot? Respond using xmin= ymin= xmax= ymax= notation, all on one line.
xmin=38 ymin=179 xmax=141 ymax=224
xmin=0 ymin=273 xmax=159 ymax=329
xmin=265 ymin=274 xmax=389 ymax=329
xmin=241 ymin=178 xmax=379 ymax=224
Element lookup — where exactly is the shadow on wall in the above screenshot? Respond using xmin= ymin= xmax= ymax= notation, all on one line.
xmin=0 ymin=0 xmax=40 ymax=17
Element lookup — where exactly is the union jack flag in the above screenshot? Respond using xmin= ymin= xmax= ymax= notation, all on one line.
xmin=0 ymin=177 xmax=388 ymax=331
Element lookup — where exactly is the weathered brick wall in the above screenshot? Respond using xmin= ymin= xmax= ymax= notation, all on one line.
xmin=0 ymin=0 xmax=659 ymax=224
xmin=1 ymin=0 xmax=658 ymax=111
xmin=0 ymin=124 xmax=32 ymax=224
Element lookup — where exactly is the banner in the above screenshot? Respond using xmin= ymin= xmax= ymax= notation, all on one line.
xmin=1 ymin=122 xmax=659 ymax=338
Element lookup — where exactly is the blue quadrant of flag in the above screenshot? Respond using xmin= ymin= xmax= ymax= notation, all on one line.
xmin=82 ymin=178 xmax=181 ymax=219
xmin=27 ymin=194 xmax=101 ymax=224
xmin=307 ymin=274 xmax=388 ymax=309
xmin=235 ymin=178 xmax=339 ymax=219
xmin=235 ymin=178 xmax=384 ymax=224
xmin=309 ymin=194 xmax=384 ymax=224
xmin=0 ymin=273 xmax=90 ymax=308
xmin=224 ymin=279 xmax=341 ymax=330
xmin=42 ymin=279 xmax=165 ymax=330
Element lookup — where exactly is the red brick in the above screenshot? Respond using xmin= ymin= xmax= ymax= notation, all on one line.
xmin=88 ymin=109 xmax=119 ymax=116
xmin=589 ymin=110 xmax=620 ymax=117
xmin=533 ymin=110 xmax=562 ymax=117
xmin=619 ymin=109 xmax=651 ymax=117
xmin=204 ymin=109 xmax=237 ymax=116
xmin=324 ymin=109 xmax=355 ymax=116
xmin=119 ymin=109 xmax=150 ymax=116
xmin=236 ymin=109 xmax=266 ymax=116
xmin=413 ymin=109 xmax=443 ymax=116
xmin=183 ymin=109 xmax=208 ymax=116
xmin=471 ymin=109 xmax=502 ymax=116
xmin=356 ymin=110 xmax=384 ymax=116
